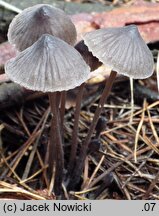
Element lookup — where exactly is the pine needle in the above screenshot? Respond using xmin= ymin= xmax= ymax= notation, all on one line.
xmin=0 ymin=0 xmax=22 ymax=13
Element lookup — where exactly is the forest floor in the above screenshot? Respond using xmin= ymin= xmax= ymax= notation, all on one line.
xmin=0 ymin=0 xmax=159 ymax=200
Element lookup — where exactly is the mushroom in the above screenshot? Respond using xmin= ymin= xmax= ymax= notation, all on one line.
xmin=8 ymin=4 xmax=77 ymax=142
xmin=5 ymin=34 xmax=90 ymax=195
xmin=95 ymin=116 xmax=107 ymax=139
xmin=67 ymin=40 xmax=103 ymax=174
xmin=75 ymin=40 xmax=102 ymax=72
xmin=69 ymin=25 xmax=154 ymax=189
xmin=8 ymin=4 xmax=77 ymax=51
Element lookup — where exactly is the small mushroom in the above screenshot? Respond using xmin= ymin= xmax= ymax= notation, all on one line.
xmin=68 ymin=40 xmax=103 ymax=174
xmin=7 ymin=4 xmax=77 ymax=145
xmin=5 ymin=34 xmax=90 ymax=194
xmin=69 ymin=25 xmax=154 ymax=189
xmin=5 ymin=34 xmax=89 ymax=92
xmin=87 ymin=139 xmax=101 ymax=155
xmin=8 ymin=4 xmax=77 ymax=51
xmin=95 ymin=116 xmax=107 ymax=138
xmin=83 ymin=25 xmax=154 ymax=79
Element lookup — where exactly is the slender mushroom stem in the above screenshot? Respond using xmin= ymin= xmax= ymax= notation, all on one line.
xmin=60 ymin=91 xmax=66 ymax=140
xmin=48 ymin=92 xmax=64 ymax=195
xmin=56 ymin=92 xmax=61 ymax=108
xmin=129 ymin=77 xmax=134 ymax=124
xmin=69 ymin=70 xmax=117 ymax=189
xmin=68 ymin=83 xmax=85 ymax=174
xmin=48 ymin=112 xmax=56 ymax=178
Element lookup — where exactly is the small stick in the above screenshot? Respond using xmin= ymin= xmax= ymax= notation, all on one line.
xmin=156 ymin=51 xmax=159 ymax=92
xmin=134 ymin=100 xmax=146 ymax=163
xmin=0 ymin=0 xmax=22 ymax=13
xmin=143 ymin=170 xmax=159 ymax=199
xmin=22 ymin=108 xmax=50 ymax=180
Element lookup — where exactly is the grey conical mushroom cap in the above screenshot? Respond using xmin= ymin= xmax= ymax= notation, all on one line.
xmin=83 ymin=25 xmax=154 ymax=79
xmin=8 ymin=4 xmax=77 ymax=51
xmin=5 ymin=34 xmax=90 ymax=92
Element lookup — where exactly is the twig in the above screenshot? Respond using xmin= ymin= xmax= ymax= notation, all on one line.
xmin=0 ymin=0 xmax=22 ymax=13
xmin=21 ymin=107 xmax=50 ymax=180
xmin=89 ymin=142 xmax=159 ymax=188
xmin=156 ymin=51 xmax=159 ymax=92
xmin=143 ymin=171 xmax=159 ymax=199
xmin=134 ymin=100 xmax=147 ymax=163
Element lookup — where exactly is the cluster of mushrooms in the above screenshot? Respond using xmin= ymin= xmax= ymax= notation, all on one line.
xmin=5 ymin=4 xmax=154 ymax=196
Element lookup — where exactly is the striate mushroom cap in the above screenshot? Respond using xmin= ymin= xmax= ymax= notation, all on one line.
xmin=83 ymin=25 xmax=154 ymax=79
xmin=5 ymin=34 xmax=90 ymax=92
xmin=8 ymin=4 xmax=77 ymax=51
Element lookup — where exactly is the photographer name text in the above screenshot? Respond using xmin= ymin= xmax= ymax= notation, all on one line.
xmin=3 ymin=202 xmax=92 ymax=213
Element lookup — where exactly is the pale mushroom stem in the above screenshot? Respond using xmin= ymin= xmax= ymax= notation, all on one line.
xmin=68 ymin=83 xmax=85 ymax=174
xmin=48 ymin=92 xmax=64 ymax=195
xmin=69 ymin=70 xmax=117 ymax=189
